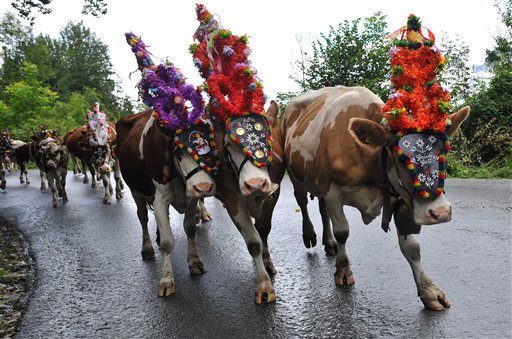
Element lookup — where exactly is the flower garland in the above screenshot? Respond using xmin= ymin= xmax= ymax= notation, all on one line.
xmin=382 ymin=14 xmax=452 ymax=134
xmin=189 ymin=4 xmax=266 ymax=123
xmin=125 ymin=32 xmax=205 ymax=131
xmin=383 ymin=14 xmax=453 ymax=199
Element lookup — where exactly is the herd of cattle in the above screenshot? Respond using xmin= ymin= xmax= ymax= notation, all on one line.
xmin=0 ymin=87 xmax=471 ymax=311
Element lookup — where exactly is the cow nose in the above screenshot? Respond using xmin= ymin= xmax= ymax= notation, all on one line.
xmin=429 ymin=205 xmax=452 ymax=223
xmin=243 ymin=178 xmax=270 ymax=196
xmin=192 ymin=182 xmax=215 ymax=197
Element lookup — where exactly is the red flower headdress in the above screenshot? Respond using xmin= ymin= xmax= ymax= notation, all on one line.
xmin=382 ymin=15 xmax=453 ymax=199
xmin=189 ymin=4 xmax=272 ymax=168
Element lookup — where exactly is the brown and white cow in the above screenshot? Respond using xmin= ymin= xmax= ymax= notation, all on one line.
xmin=260 ymin=86 xmax=470 ymax=310
xmin=116 ymin=110 xmax=216 ymax=297
xmin=63 ymin=126 xmax=97 ymax=186
xmin=34 ymin=137 xmax=70 ymax=208
xmin=63 ymin=122 xmax=124 ymax=204
xmin=210 ymin=101 xmax=282 ymax=304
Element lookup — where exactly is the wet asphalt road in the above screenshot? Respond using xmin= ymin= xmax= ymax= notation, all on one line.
xmin=0 ymin=170 xmax=511 ymax=339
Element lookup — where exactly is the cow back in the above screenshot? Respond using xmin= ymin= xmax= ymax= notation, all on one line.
xmin=116 ymin=110 xmax=169 ymax=196
xmin=282 ymin=86 xmax=384 ymax=195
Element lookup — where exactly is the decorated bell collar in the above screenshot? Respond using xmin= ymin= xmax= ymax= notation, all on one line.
xmin=174 ymin=119 xmax=220 ymax=175
xmin=226 ymin=112 xmax=272 ymax=168
xmin=393 ymin=129 xmax=449 ymax=199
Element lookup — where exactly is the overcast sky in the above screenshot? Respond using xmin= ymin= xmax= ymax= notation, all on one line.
xmin=1 ymin=0 xmax=506 ymax=104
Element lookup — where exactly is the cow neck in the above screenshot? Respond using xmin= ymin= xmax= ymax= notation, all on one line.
xmin=378 ymin=146 xmax=414 ymax=233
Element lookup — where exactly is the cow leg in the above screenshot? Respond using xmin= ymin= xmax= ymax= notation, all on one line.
xmin=397 ymin=233 xmax=450 ymax=310
xmin=81 ymin=159 xmax=89 ymax=184
xmin=0 ymin=167 xmax=5 ymax=190
xmin=184 ymin=198 xmax=208 ymax=274
xmin=86 ymin=161 xmax=97 ymax=188
xmin=132 ymin=191 xmax=154 ymax=260
xmin=195 ymin=198 xmax=211 ymax=223
xmin=19 ymin=163 xmax=30 ymax=185
xmin=46 ymin=171 xmax=60 ymax=208
xmin=324 ymin=198 xmax=354 ymax=286
xmin=226 ymin=198 xmax=276 ymax=304
xmin=254 ymin=187 xmax=280 ymax=275
xmin=59 ymin=168 xmax=68 ymax=203
xmin=113 ymin=160 xmax=124 ymax=200
xmin=153 ymin=182 xmax=177 ymax=297
xmin=39 ymin=170 xmax=47 ymax=190
xmin=70 ymin=154 xmax=79 ymax=175
xmin=100 ymin=172 xmax=112 ymax=204
xmin=293 ymin=187 xmax=317 ymax=249
xmin=318 ymin=197 xmax=337 ymax=256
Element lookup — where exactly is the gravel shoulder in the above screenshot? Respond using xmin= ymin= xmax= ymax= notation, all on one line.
xmin=0 ymin=216 xmax=32 ymax=338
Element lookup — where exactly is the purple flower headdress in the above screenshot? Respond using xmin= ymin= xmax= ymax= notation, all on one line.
xmin=125 ymin=32 xmax=205 ymax=131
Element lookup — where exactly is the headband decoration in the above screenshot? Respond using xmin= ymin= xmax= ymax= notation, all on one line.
xmin=125 ymin=32 xmax=220 ymax=174
xmin=190 ymin=4 xmax=271 ymax=167
xmin=382 ymin=14 xmax=452 ymax=199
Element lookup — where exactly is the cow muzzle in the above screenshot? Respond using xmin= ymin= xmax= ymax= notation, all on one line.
xmin=242 ymin=177 xmax=270 ymax=196
xmin=413 ymin=195 xmax=453 ymax=225
xmin=191 ymin=181 xmax=215 ymax=198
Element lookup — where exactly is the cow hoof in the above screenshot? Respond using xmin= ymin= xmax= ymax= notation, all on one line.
xmin=53 ymin=202 xmax=58 ymax=208
xmin=188 ymin=259 xmax=208 ymax=274
xmin=158 ymin=278 xmax=176 ymax=297
xmin=116 ymin=192 xmax=123 ymax=200
xmin=302 ymin=234 xmax=317 ymax=249
xmin=263 ymin=258 xmax=277 ymax=275
xmin=255 ymin=285 xmax=276 ymax=304
xmin=103 ymin=197 xmax=112 ymax=205
xmin=420 ymin=288 xmax=451 ymax=311
xmin=334 ymin=266 xmax=354 ymax=286
xmin=201 ymin=211 xmax=212 ymax=222
xmin=26 ymin=180 xmax=30 ymax=185
xmin=40 ymin=185 xmax=47 ymax=191
xmin=141 ymin=248 xmax=155 ymax=261
xmin=0 ymin=183 xmax=5 ymax=190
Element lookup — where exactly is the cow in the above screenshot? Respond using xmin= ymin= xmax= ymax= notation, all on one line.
xmin=0 ymin=129 xmax=32 ymax=190
xmin=64 ymin=122 xmax=124 ymax=204
xmin=205 ymin=101 xmax=281 ymax=304
xmin=33 ymin=137 xmax=70 ymax=208
xmin=259 ymin=86 xmax=470 ymax=310
xmin=29 ymin=127 xmax=60 ymax=191
xmin=116 ymin=110 xmax=217 ymax=297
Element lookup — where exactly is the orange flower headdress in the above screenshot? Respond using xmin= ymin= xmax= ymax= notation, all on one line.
xmin=189 ymin=4 xmax=272 ymax=168
xmin=383 ymin=14 xmax=453 ymax=199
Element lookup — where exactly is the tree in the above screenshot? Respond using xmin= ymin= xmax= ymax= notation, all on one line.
xmin=54 ymin=21 xmax=117 ymax=112
xmin=10 ymin=0 xmax=107 ymax=25
xmin=286 ymin=12 xmax=392 ymax=102
xmin=0 ymin=12 xmax=33 ymax=93
xmin=1 ymin=61 xmax=59 ymax=139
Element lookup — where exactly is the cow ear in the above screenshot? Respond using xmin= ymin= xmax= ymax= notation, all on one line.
xmin=348 ymin=118 xmax=392 ymax=148
xmin=446 ymin=106 xmax=470 ymax=138
xmin=266 ymin=100 xmax=280 ymax=128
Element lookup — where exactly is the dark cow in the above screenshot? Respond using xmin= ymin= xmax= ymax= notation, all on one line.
xmin=34 ymin=137 xmax=70 ymax=208
xmin=116 ymin=110 xmax=216 ymax=296
xmin=29 ymin=127 xmax=60 ymax=191
xmin=0 ymin=130 xmax=31 ymax=189
xmin=63 ymin=126 xmax=96 ymax=185
xmin=259 ymin=86 xmax=470 ymax=310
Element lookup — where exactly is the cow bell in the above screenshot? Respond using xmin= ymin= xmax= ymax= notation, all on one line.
xmin=393 ymin=200 xmax=422 ymax=236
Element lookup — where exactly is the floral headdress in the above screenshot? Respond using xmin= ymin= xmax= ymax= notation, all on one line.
xmin=126 ymin=32 xmax=205 ymax=131
xmin=189 ymin=4 xmax=272 ymax=168
xmin=382 ymin=14 xmax=452 ymax=199
xmin=125 ymin=32 xmax=219 ymax=175
xmin=86 ymin=102 xmax=110 ymax=146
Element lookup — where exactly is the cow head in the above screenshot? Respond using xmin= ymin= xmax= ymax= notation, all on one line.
xmin=220 ymin=102 xmax=280 ymax=198
xmin=348 ymin=106 xmax=470 ymax=228
xmin=39 ymin=138 xmax=63 ymax=169
xmin=169 ymin=119 xmax=218 ymax=199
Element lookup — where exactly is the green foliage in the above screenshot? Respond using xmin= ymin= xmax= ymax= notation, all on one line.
xmin=10 ymin=0 xmax=107 ymax=24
